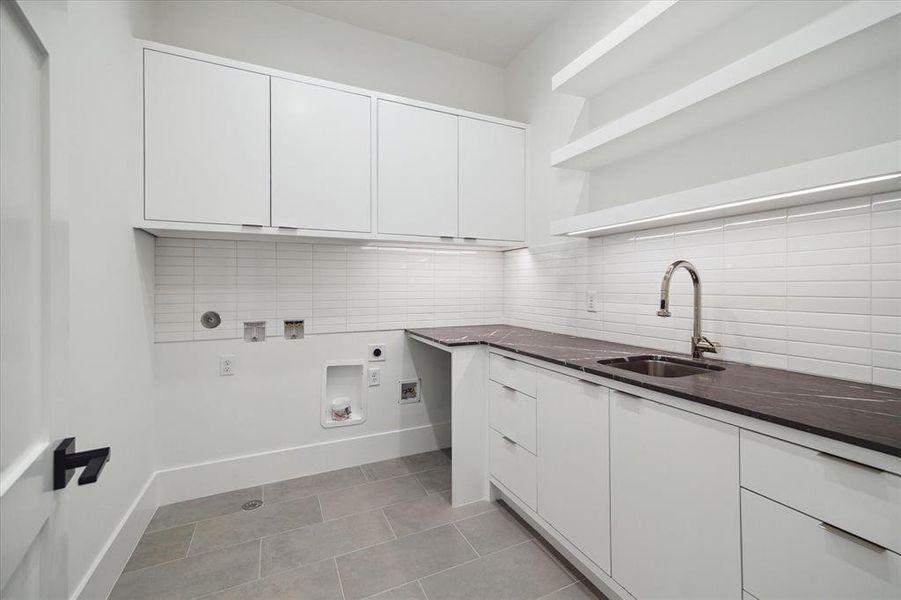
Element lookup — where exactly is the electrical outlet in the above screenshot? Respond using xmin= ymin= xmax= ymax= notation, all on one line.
xmin=220 ymin=355 xmax=236 ymax=376
xmin=368 ymin=367 xmax=381 ymax=386
xmin=587 ymin=290 xmax=599 ymax=313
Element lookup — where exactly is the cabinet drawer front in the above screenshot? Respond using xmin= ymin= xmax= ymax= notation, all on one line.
xmin=489 ymin=353 xmax=537 ymax=397
xmin=741 ymin=430 xmax=901 ymax=554
xmin=490 ymin=430 xmax=537 ymax=509
xmin=742 ymin=489 xmax=901 ymax=600
xmin=489 ymin=381 xmax=537 ymax=454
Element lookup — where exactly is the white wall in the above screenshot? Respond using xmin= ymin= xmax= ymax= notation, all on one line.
xmin=503 ymin=1 xmax=639 ymax=247
xmin=138 ymin=0 xmax=505 ymax=117
xmin=13 ymin=0 xmax=158 ymax=598
xmin=143 ymin=0 xmax=506 ymax=502
xmin=154 ymin=331 xmax=450 ymax=471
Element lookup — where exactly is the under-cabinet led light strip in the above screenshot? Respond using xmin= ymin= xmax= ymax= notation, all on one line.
xmin=566 ymin=173 xmax=901 ymax=236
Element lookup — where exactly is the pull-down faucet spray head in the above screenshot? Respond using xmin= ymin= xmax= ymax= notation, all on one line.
xmin=657 ymin=259 xmax=719 ymax=359
xmin=657 ymin=299 xmax=671 ymax=318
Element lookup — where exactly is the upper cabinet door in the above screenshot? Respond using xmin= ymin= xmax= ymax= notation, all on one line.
xmin=271 ymin=79 xmax=372 ymax=232
xmin=144 ymin=50 xmax=270 ymax=226
xmin=377 ymin=100 xmax=458 ymax=238
xmin=459 ymin=118 xmax=525 ymax=241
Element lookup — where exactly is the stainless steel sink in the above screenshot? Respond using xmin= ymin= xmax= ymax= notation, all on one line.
xmin=598 ymin=355 xmax=725 ymax=378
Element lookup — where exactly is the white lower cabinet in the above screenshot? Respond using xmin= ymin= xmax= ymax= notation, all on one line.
xmin=742 ymin=488 xmax=901 ymax=599
xmin=489 ymin=429 xmax=537 ymax=509
xmin=536 ymin=370 xmax=611 ymax=574
xmin=740 ymin=430 xmax=901 ymax=555
xmin=488 ymin=381 xmax=536 ymax=454
xmin=484 ymin=357 xmax=896 ymax=600
xmin=610 ymin=391 xmax=741 ymax=599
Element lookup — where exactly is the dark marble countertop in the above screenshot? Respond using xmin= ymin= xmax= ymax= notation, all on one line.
xmin=407 ymin=324 xmax=901 ymax=458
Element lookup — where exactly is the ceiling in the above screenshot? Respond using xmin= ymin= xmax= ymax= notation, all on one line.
xmin=277 ymin=1 xmax=572 ymax=67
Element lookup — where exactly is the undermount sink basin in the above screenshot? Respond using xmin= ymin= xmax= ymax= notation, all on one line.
xmin=598 ymin=355 xmax=725 ymax=378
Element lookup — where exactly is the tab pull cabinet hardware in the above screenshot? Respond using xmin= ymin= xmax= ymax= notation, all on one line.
xmin=53 ymin=437 xmax=111 ymax=490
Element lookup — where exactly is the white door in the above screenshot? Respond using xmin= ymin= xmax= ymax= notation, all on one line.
xmin=536 ymin=371 xmax=611 ymax=574
xmin=144 ymin=50 xmax=270 ymax=226
xmin=271 ymin=78 xmax=371 ymax=232
xmin=0 ymin=1 xmax=67 ymax=598
xmin=377 ymin=100 xmax=458 ymax=238
xmin=458 ymin=117 xmax=525 ymax=241
xmin=610 ymin=391 xmax=741 ymax=599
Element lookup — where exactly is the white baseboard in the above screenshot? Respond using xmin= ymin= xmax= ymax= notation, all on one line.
xmin=73 ymin=474 xmax=157 ymax=600
xmin=155 ymin=422 xmax=452 ymax=505
xmin=76 ymin=422 xmax=451 ymax=599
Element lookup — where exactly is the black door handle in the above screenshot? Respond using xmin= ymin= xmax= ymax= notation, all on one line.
xmin=54 ymin=438 xmax=111 ymax=490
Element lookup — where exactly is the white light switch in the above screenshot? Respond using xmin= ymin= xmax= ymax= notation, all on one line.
xmin=368 ymin=367 xmax=381 ymax=386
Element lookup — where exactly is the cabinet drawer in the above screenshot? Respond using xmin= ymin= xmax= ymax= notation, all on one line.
xmin=489 ymin=381 xmax=537 ymax=454
xmin=490 ymin=430 xmax=537 ymax=509
xmin=741 ymin=430 xmax=901 ymax=554
xmin=742 ymin=489 xmax=901 ymax=599
xmin=489 ymin=353 xmax=537 ymax=397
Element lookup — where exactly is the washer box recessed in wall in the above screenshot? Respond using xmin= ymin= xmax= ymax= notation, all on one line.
xmin=321 ymin=361 xmax=367 ymax=428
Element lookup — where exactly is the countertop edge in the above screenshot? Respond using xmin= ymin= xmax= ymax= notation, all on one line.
xmin=406 ymin=329 xmax=901 ymax=459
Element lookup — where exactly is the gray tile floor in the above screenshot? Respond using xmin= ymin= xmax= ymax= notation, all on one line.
xmin=112 ymin=450 xmax=607 ymax=600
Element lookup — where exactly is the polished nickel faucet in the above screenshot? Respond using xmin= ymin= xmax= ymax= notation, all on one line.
xmin=657 ymin=260 xmax=719 ymax=359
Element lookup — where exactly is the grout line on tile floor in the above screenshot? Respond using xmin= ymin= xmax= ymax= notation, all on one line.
xmin=184 ymin=522 xmax=197 ymax=558
xmin=334 ymin=557 xmax=348 ymax=600
xmin=453 ymin=522 xmax=481 ymax=558
xmin=366 ymin=538 xmax=539 ymax=599
xmin=416 ymin=580 xmax=430 ymax=600
xmin=381 ymin=508 xmax=398 ymax=540
xmin=125 ymin=534 xmax=269 ymax=578
xmin=535 ymin=580 xmax=583 ymax=600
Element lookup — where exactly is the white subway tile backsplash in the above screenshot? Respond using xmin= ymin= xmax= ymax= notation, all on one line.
xmin=153 ymin=193 xmax=898 ymax=386
xmin=153 ymin=240 xmax=503 ymax=342
xmin=504 ymin=193 xmax=901 ymax=386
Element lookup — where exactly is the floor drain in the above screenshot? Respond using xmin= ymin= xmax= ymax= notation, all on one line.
xmin=242 ymin=499 xmax=263 ymax=511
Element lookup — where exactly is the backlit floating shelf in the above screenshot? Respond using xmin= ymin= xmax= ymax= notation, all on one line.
xmin=551 ymin=1 xmax=901 ymax=172
xmin=550 ymin=142 xmax=901 ymax=238
xmin=552 ymin=0 xmax=753 ymax=98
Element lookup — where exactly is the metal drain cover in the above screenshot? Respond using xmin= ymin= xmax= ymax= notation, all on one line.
xmin=242 ymin=499 xmax=263 ymax=511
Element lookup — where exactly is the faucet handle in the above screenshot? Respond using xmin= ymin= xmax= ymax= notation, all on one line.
xmin=697 ymin=336 xmax=720 ymax=354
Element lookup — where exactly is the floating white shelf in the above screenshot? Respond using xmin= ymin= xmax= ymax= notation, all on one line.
xmin=551 ymin=1 xmax=901 ymax=172
xmin=550 ymin=142 xmax=901 ymax=238
xmin=552 ymin=0 xmax=753 ymax=98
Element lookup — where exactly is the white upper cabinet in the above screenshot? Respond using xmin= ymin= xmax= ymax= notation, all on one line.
xmin=377 ymin=100 xmax=458 ymax=238
xmin=144 ymin=50 xmax=270 ymax=226
xmin=271 ymin=78 xmax=372 ymax=232
xmin=458 ymin=118 xmax=525 ymax=241
xmin=610 ymin=391 xmax=741 ymax=600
